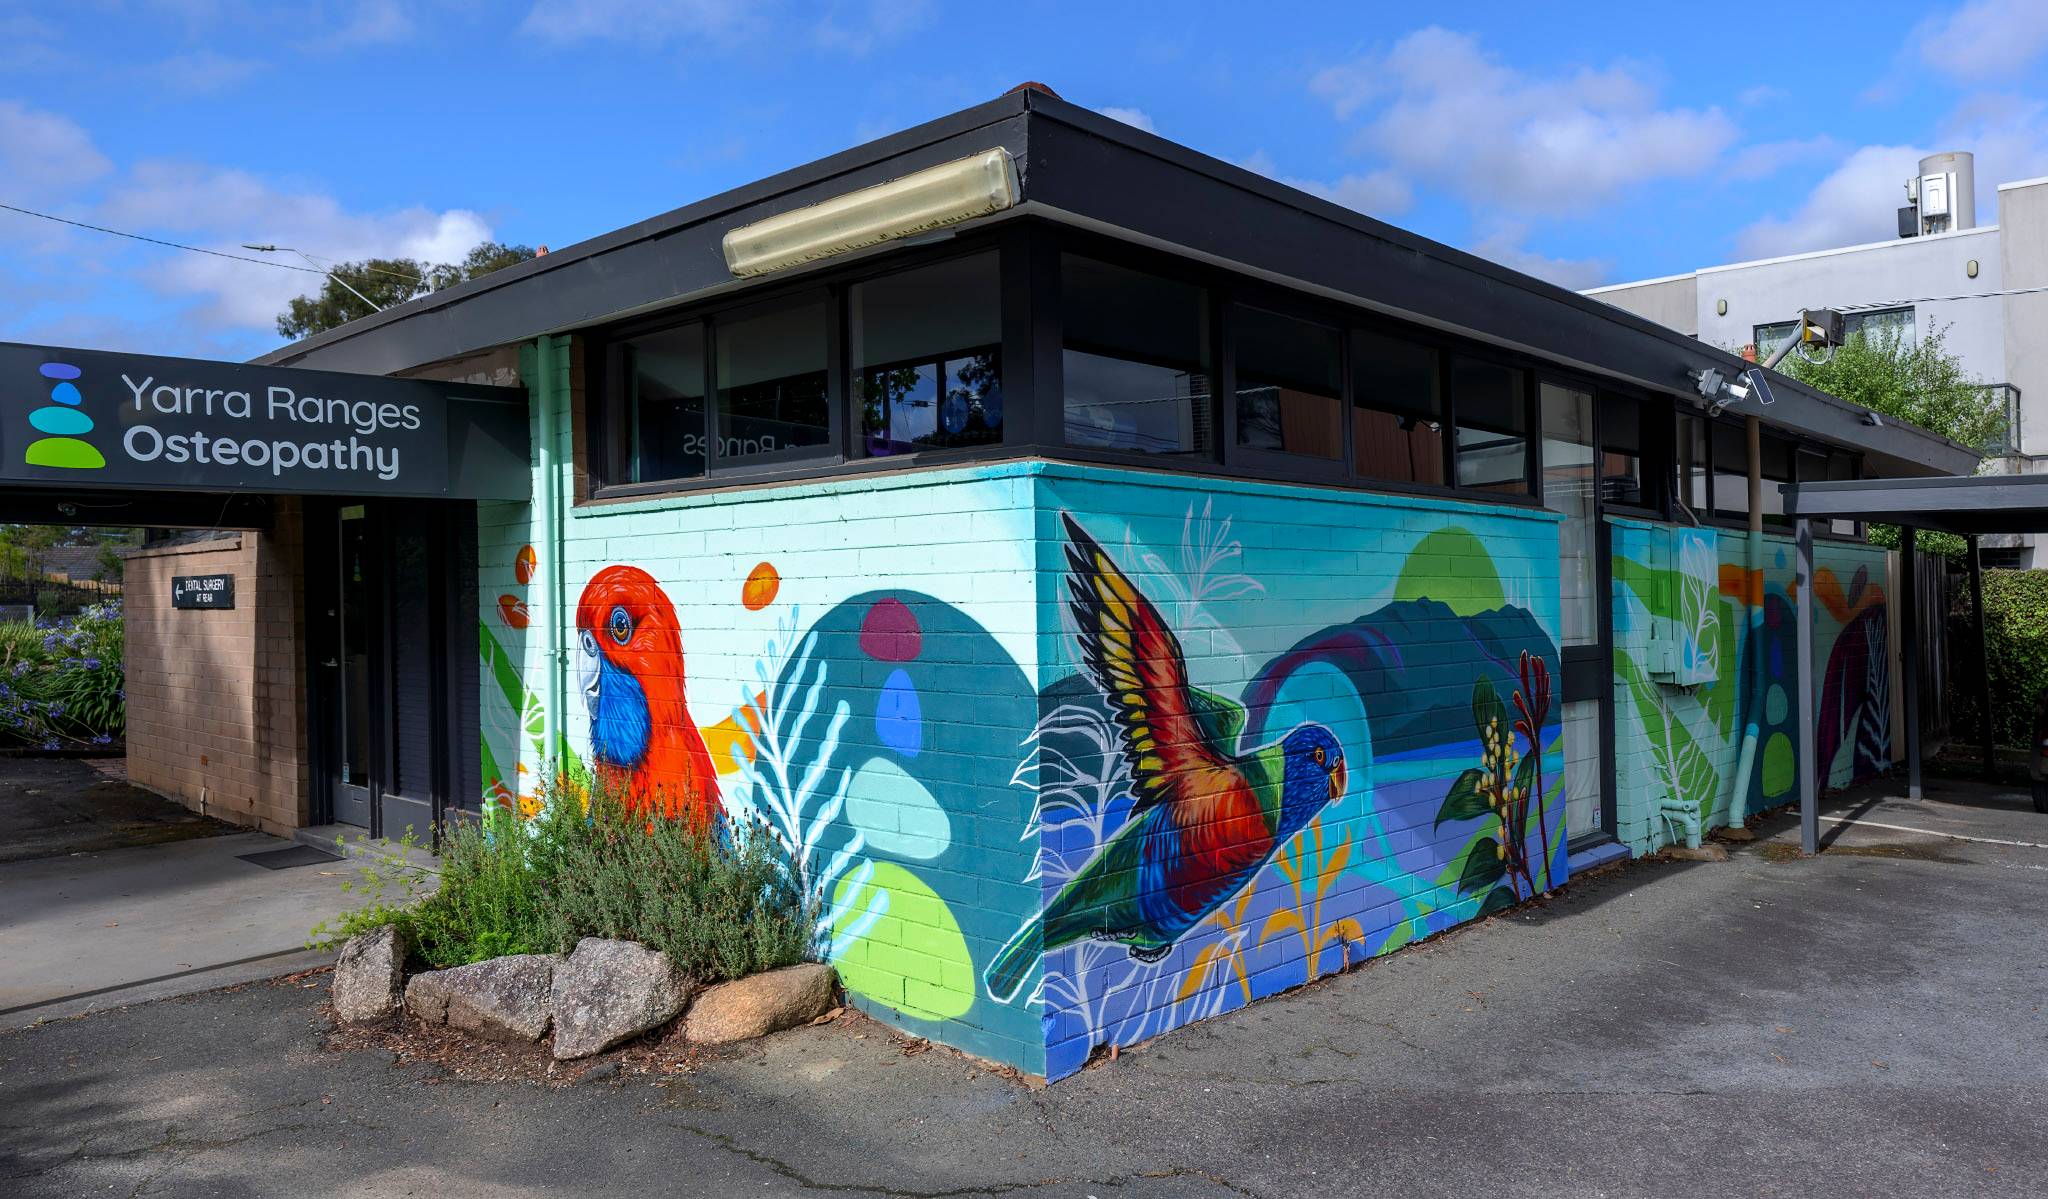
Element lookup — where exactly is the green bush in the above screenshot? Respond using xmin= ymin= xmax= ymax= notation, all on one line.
xmin=312 ymin=773 xmax=815 ymax=982
xmin=1948 ymin=568 xmax=2048 ymax=748
xmin=0 ymin=603 xmax=124 ymax=748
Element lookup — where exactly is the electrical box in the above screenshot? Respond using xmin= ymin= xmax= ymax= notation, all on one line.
xmin=1921 ymin=173 xmax=1951 ymax=219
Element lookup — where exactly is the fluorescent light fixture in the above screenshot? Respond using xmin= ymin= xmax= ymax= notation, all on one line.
xmin=722 ymin=148 xmax=1019 ymax=278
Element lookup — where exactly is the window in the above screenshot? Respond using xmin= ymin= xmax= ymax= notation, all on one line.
xmin=1712 ymin=421 xmax=1750 ymax=522
xmin=1540 ymin=382 xmax=1598 ymax=647
xmin=851 ymin=253 xmax=1003 ymax=457
xmin=1758 ymin=433 xmax=1793 ymax=526
xmin=1755 ymin=306 xmax=1915 ymax=360
xmin=1062 ymin=254 xmax=1212 ymax=456
xmin=1598 ymin=394 xmax=1645 ymax=507
xmin=1233 ymin=305 xmax=1342 ymax=461
xmin=714 ymin=292 xmax=831 ymax=463
xmin=1451 ymin=356 xmax=1530 ymax=494
xmin=1677 ymin=410 xmax=1709 ymax=516
xmin=1352 ymin=329 xmax=1444 ymax=485
xmin=610 ymin=323 xmax=707 ymax=484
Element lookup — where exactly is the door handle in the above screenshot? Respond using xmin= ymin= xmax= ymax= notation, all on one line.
xmin=322 ymin=658 xmax=339 ymax=667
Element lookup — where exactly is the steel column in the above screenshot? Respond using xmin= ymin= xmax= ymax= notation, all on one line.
xmin=1796 ymin=518 xmax=1819 ymax=856
xmin=1901 ymin=526 xmax=1923 ymax=800
xmin=1968 ymin=533 xmax=1992 ymax=778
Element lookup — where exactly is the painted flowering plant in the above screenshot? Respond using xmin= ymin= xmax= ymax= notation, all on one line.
xmin=0 ymin=602 xmax=124 ymax=749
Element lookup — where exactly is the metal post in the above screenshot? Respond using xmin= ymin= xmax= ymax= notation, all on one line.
xmin=1797 ymin=518 xmax=1818 ymax=856
xmin=1902 ymin=526 xmax=1923 ymax=800
xmin=1969 ymin=534 xmax=1992 ymax=778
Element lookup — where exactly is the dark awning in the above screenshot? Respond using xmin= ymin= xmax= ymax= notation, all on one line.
xmin=1783 ymin=473 xmax=2048 ymax=535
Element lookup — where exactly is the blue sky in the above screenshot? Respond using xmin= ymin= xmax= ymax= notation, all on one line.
xmin=3 ymin=0 xmax=2045 ymax=361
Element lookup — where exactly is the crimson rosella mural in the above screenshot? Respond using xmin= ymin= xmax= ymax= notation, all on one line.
xmin=475 ymin=461 xmax=1891 ymax=1080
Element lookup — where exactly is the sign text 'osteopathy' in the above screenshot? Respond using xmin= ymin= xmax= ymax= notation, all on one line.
xmin=121 ymin=375 xmax=421 ymax=481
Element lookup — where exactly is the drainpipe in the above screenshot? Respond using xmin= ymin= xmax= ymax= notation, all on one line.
xmin=1725 ymin=414 xmax=1766 ymax=837
xmin=533 ymin=336 xmax=568 ymax=772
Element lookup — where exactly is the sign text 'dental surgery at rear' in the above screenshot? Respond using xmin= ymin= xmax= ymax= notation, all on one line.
xmin=0 ymin=342 xmax=483 ymax=496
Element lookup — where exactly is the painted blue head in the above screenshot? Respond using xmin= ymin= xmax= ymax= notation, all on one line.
xmin=578 ymin=625 xmax=651 ymax=770
xmin=1276 ymin=724 xmax=1347 ymax=841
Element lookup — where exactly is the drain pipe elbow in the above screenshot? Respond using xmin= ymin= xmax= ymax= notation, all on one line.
xmin=1659 ymin=796 xmax=1702 ymax=850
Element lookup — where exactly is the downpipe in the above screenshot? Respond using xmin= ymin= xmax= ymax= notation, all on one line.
xmin=1724 ymin=416 xmax=1767 ymax=838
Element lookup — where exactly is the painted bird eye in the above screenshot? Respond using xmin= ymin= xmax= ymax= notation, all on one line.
xmin=1312 ymin=745 xmax=1326 ymax=765
xmin=607 ymin=605 xmax=634 ymax=646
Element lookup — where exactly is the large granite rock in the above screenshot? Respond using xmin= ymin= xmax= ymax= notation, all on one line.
xmin=405 ymin=953 xmax=559 ymax=1043
xmin=550 ymin=938 xmax=692 ymax=1060
xmin=332 ymin=924 xmax=407 ymax=1023
xmin=686 ymin=964 xmax=837 ymax=1045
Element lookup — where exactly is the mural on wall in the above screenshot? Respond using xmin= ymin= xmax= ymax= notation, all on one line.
xmin=982 ymin=515 xmax=1351 ymax=1002
xmin=1610 ymin=520 xmax=1892 ymax=851
xmin=476 ymin=469 xmax=1566 ymax=1080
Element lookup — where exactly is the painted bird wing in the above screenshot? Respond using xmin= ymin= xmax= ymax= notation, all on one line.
xmin=1063 ymin=513 xmax=1245 ymax=817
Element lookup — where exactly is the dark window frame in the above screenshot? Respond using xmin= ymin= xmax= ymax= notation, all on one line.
xmin=575 ymin=217 xmax=1857 ymax=534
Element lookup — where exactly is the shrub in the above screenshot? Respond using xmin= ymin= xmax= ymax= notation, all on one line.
xmin=1948 ymin=568 xmax=2048 ymax=748
xmin=312 ymin=772 xmax=816 ymax=983
xmin=0 ymin=602 xmax=124 ymax=749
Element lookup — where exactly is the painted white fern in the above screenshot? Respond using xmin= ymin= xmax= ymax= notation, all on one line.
xmin=1124 ymin=499 xmax=1265 ymax=659
xmin=1011 ymin=701 xmax=1131 ymax=885
xmin=727 ymin=613 xmax=883 ymax=956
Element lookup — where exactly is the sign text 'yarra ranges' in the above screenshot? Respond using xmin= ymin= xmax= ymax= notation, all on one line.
xmin=0 ymin=341 xmax=517 ymax=497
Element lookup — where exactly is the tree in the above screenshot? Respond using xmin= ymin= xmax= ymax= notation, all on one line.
xmin=1778 ymin=323 xmax=2003 ymax=556
xmin=275 ymin=240 xmax=537 ymax=340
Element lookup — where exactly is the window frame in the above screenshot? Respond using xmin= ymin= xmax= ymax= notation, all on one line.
xmin=575 ymin=216 xmax=1856 ymax=535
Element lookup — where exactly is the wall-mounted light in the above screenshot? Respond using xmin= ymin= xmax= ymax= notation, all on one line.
xmin=1967 ymin=258 xmax=1980 ymax=279
xmin=1716 ymin=298 xmax=1728 ymax=316
xmin=722 ymin=148 xmax=1019 ymax=278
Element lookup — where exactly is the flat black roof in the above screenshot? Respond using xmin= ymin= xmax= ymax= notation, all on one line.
xmin=257 ymin=87 xmax=1978 ymax=479
xmin=1785 ymin=474 xmax=2048 ymax=535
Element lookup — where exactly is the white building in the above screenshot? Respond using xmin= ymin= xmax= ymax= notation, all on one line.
xmin=1589 ymin=154 xmax=2048 ymax=566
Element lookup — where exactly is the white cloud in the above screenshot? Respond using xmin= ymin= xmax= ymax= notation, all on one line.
xmin=1917 ymin=0 xmax=2048 ymax=79
xmin=1726 ymin=136 xmax=1842 ymax=181
xmin=1238 ymin=150 xmax=1413 ymax=216
xmin=518 ymin=0 xmax=920 ymax=53
xmin=99 ymin=162 xmax=490 ymax=330
xmin=141 ymin=49 xmax=269 ymax=96
xmin=0 ymin=101 xmax=112 ymax=201
xmin=320 ymin=0 xmax=415 ymax=49
xmin=1097 ymin=106 xmax=1156 ymax=134
xmin=1309 ymin=26 xmax=1736 ymax=216
xmin=1470 ymin=223 xmax=1611 ymax=290
xmin=1734 ymin=95 xmax=2048 ymax=258
xmin=0 ymin=100 xmax=496 ymax=345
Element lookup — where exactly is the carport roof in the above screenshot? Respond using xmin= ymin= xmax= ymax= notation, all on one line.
xmin=1784 ymin=474 xmax=2048 ymax=535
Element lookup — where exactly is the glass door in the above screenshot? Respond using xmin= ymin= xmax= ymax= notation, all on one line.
xmin=1539 ymin=381 xmax=1614 ymax=845
xmin=332 ymin=504 xmax=376 ymax=827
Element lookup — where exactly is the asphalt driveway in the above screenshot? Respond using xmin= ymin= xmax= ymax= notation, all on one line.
xmin=2 ymin=778 xmax=2043 ymax=1197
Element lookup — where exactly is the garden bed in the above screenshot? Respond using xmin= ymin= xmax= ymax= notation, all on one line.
xmin=0 ymin=603 xmax=124 ymax=751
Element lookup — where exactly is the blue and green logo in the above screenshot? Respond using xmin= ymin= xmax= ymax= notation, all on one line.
xmin=23 ymin=361 xmax=105 ymax=469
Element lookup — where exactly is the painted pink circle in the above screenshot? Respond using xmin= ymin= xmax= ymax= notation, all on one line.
xmin=858 ymin=598 xmax=922 ymax=662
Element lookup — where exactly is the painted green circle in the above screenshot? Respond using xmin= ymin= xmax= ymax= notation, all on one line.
xmin=1761 ymin=732 xmax=1795 ymax=798
xmin=828 ymin=861 xmax=975 ymax=1021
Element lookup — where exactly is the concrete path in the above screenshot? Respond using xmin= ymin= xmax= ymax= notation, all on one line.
xmin=0 ymin=832 xmax=357 ymax=1026
xmin=1 ymin=779 xmax=2043 ymax=1197
xmin=0 ymin=755 xmax=233 ymax=864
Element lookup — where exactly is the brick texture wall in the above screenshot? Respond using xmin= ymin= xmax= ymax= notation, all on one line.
xmin=124 ymin=501 xmax=308 ymax=835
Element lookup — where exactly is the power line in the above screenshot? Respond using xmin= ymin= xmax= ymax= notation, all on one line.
xmin=1835 ymin=283 xmax=2048 ymax=311
xmin=0 ymin=202 xmax=326 ymax=274
xmin=0 ymin=201 xmax=426 ymax=285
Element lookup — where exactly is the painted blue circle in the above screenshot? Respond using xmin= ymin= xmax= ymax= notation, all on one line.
xmin=940 ymin=392 xmax=968 ymax=435
xmin=48 ymin=381 xmax=83 ymax=406
xmin=38 ymin=363 xmax=81 ymax=381
xmin=875 ymin=668 xmax=923 ymax=757
xmin=29 ymin=406 xmax=93 ymax=435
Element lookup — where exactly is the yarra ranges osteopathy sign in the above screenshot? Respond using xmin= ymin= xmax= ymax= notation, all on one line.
xmin=0 ymin=342 xmax=529 ymax=499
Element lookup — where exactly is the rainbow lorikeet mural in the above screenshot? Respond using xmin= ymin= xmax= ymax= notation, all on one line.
xmin=575 ymin=564 xmax=721 ymax=826
xmin=984 ymin=515 xmax=1349 ymax=1002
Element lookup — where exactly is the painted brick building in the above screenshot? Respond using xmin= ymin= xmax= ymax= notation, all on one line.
xmin=40 ymin=86 xmax=1972 ymax=1080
